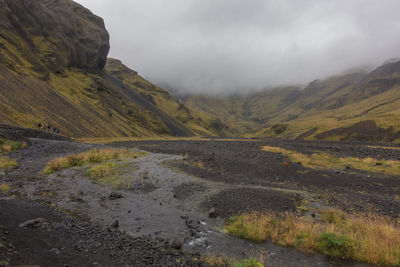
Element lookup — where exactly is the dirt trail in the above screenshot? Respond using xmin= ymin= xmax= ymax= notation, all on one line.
xmin=1 ymin=138 xmax=373 ymax=266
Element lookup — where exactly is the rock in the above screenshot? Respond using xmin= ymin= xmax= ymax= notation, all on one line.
xmin=171 ymin=239 xmax=183 ymax=249
xmin=50 ymin=247 xmax=61 ymax=254
xmin=208 ymin=207 xmax=217 ymax=218
xmin=111 ymin=220 xmax=119 ymax=229
xmin=109 ymin=192 xmax=123 ymax=200
xmin=0 ymin=0 xmax=110 ymax=72
xmin=19 ymin=218 xmax=46 ymax=228
xmin=53 ymin=223 xmax=66 ymax=230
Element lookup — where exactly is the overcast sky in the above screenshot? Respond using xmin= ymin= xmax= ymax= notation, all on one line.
xmin=75 ymin=0 xmax=400 ymax=94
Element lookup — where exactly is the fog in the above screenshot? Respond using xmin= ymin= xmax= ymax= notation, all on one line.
xmin=75 ymin=0 xmax=400 ymax=94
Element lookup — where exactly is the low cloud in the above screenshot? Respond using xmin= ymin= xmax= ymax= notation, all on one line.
xmin=75 ymin=0 xmax=400 ymax=93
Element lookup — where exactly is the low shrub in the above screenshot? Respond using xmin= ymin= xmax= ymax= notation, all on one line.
xmin=318 ymin=233 xmax=354 ymax=259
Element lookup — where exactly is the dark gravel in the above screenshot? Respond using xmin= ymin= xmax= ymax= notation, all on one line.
xmin=201 ymin=188 xmax=302 ymax=218
xmin=115 ymin=139 xmax=400 ymax=219
xmin=173 ymin=183 xmax=207 ymax=200
xmin=0 ymin=198 xmax=207 ymax=267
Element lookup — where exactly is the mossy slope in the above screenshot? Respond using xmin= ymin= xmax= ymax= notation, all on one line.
xmin=0 ymin=0 xmax=228 ymax=138
xmin=183 ymin=60 xmax=400 ymax=141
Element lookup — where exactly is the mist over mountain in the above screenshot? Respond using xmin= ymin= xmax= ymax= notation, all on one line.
xmin=75 ymin=0 xmax=400 ymax=94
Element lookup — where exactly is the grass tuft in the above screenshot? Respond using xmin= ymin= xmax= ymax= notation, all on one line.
xmin=0 ymin=183 xmax=10 ymax=194
xmin=43 ymin=148 xmax=147 ymax=174
xmin=0 ymin=139 xmax=26 ymax=153
xmin=0 ymin=139 xmax=25 ymax=171
xmin=234 ymin=257 xmax=264 ymax=267
xmin=0 ymin=155 xmax=17 ymax=170
xmin=225 ymin=209 xmax=400 ymax=265
xmin=86 ymin=162 xmax=136 ymax=188
xmin=262 ymin=145 xmax=400 ymax=176
xmin=202 ymin=256 xmax=264 ymax=267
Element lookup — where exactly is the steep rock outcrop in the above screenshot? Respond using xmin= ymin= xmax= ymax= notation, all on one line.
xmin=0 ymin=0 xmax=109 ymax=75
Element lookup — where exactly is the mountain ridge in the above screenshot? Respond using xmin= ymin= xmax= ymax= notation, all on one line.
xmin=180 ymin=61 xmax=400 ymax=141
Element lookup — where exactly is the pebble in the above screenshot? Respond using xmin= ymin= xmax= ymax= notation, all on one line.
xmin=109 ymin=192 xmax=123 ymax=200
xmin=208 ymin=207 xmax=217 ymax=218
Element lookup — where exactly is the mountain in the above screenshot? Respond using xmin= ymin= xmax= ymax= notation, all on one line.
xmin=181 ymin=61 xmax=400 ymax=142
xmin=182 ymin=86 xmax=300 ymax=135
xmin=0 ymin=0 xmax=230 ymax=138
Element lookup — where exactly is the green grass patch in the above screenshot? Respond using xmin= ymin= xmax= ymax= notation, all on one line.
xmin=0 ymin=183 xmax=10 ymax=194
xmin=262 ymin=145 xmax=400 ymax=176
xmin=0 ymin=155 xmax=17 ymax=171
xmin=0 ymin=138 xmax=25 ymax=172
xmin=0 ymin=138 xmax=26 ymax=153
xmin=0 ymin=139 xmax=26 ymax=153
xmin=225 ymin=209 xmax=400 ymax=265
xmin=87 ymin=162 xmax=136 ymax=188
xmin=43 ymin=148 xmax=147 ymax=174
xmin=234 ymin=257 xmax=264 ymax=267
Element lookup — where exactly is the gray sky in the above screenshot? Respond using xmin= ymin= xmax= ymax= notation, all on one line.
xmin=75 ymin=0 xmax=400 ymax=94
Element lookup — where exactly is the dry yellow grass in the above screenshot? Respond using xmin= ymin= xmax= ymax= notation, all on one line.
xmin=226 ymin=210 xmax=400 ymax=265
xmin=202 ymin=255 xmax=232 ymax=266
xmin=202 ymin=255 xmax=264 ymax=267
xmin=262 ymin=145 xmax=400 ymax=175
xmin=0 ymin=155 xmax=17 ymax=170
xmin=43 ymin=148 xmax=147 ymax=174
xmin=193 ymin=160 xmax=205 ymax=169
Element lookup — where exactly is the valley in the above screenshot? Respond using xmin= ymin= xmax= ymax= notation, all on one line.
xmin=0 ymin=0 xmax=399 ymax=266
xmin=1 ymin=126 xmax=399 ymax=266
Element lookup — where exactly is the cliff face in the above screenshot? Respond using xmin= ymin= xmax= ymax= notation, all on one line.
xmin=0 ymin=0 xmax=109 ymax=77
xmin=0 ymin=0 xmax=199 ymax=137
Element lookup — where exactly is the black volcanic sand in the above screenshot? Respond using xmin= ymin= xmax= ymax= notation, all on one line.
xmin=0 ymin=198 xmax=205 ymax=267
xmin=115 ymin=139 xmax=400 ymax=219
xmin=202 ymin=188 xmax=302 ymax=218
xmin=0 ymin=126 xmax=395 ymax=266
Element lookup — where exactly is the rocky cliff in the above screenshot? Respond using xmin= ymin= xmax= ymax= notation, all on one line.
xmin=0 ymin=0 xmax=230 ymax=137
xmin=0 ymin=0 xmax=109 ymax=78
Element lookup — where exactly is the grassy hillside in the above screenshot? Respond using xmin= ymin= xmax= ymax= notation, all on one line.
xmin=251 ymin=62 xmax=400 ymax=141
xmin=183 ymin=61 xmax=400 ymax=141
xmin=182 ymin=86 xmax=301 ymax=135
xmin=105 ymin=59 xmax=233 ymax=137
xmin=0 ymin=0 xmax=233 ymax=138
